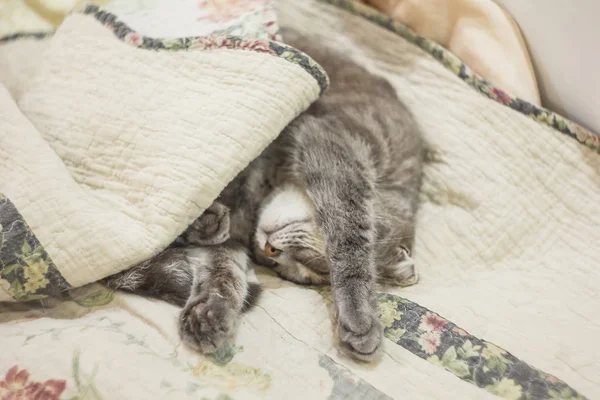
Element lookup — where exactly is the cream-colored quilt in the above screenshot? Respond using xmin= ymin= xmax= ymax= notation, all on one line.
xmin=0 ymin=0 xmax=324 ymax=300
xmin=1 ymin=0 xmax=598 ymax=399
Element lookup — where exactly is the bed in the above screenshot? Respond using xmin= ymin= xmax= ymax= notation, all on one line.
xmin=0 ymin=1 xmax=598 ymax=399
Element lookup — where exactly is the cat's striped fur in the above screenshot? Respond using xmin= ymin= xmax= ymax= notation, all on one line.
xmin=104 ymin=30 xmax=423 ymax=361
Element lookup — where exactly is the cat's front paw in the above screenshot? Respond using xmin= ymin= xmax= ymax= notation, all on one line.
xmin=178 ymin=291 xmax=238 ymax=354
xmin=337 ymin=310 xmax=383 ymax=362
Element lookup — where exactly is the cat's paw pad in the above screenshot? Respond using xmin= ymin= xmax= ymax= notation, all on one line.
xmin=337 ymin=312 xmax=383 ymax=362
xmin=178 ymin=292 xmax=238 ymax=354
xmin=185 ymin=203 xmax=231 ymax=246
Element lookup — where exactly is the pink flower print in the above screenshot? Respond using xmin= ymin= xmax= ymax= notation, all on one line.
xmin=0 ymin=366 xmax=66 ymax=400
xmin=418 ymin=331 xmax=441 ymax=355
xmin=198 ymin=0 xmax=265 ymax=23
xmin=0 ymin=366 xmax=29 ymax=393
xmin=419 ymin=312 xmax=448 ymax=333
xmin=123 ymin=31 xmax=144 ymax=47
xmin=189 ymin=36 xmax=217 ymax=50
xmin=189 ymin=37 xmax=273 ymax=54
xmin=233 ymin=39 xmax=273 ymax=54
xmin=491 ymin=87 xmax=513 ymax=105
xmin=189 ymin=36 xmax=234 ymax=50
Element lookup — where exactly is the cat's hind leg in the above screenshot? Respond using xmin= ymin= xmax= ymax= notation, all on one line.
xmin=289 ymin=119 xmax=383 ymax=361
xmin=378 ymin=246 xmax=419 ymax=287
xmin=374 ymin=179 xmax=421 ymax=288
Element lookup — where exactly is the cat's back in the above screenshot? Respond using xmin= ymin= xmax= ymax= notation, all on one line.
xmin=284 ymin=30 xmax=398 ymax=105
xmin=284 ymin=30 xmax=422 ymax=177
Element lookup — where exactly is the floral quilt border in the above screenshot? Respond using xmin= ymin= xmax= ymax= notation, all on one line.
xmin=0 ymin=194 xmax=71 ymax=302
xmin=320 ymin=0 xmax=600 ymax=152
xmin=378 ymin=293 xmax=587 ymax=400
xmin=0 ymin=5 xmax=329 ymax=94
xmin=312 ymin=286 xmax=587 ymax=399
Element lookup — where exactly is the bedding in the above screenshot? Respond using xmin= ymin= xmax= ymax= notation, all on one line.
xmin=0 ymin=0 xmax=324 ymax=300
xmin=1 ymin=0 xmax=599 ymax=399
xmin=359 ymin=0 xmax=541 ymax=106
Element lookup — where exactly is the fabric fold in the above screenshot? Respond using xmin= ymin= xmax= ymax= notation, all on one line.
xmin=0 ymin=4 xmax=326 ymax=301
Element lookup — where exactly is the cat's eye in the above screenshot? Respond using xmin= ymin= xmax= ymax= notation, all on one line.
xmin=265 ymin=243 xmax=281 ymax=257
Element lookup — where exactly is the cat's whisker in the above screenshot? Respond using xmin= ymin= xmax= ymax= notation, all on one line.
xmin=305 ymin=254 xmax=326 ymax=265
xmin=374 ymin=234 xmax=415 ymax=245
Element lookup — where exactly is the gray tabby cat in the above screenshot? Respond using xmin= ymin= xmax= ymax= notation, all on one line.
xmin=104 ymin=30 xmax=423 ymax=361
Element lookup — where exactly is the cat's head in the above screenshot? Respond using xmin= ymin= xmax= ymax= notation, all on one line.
xmin=254 ymin=185 xmax=330 ymax=285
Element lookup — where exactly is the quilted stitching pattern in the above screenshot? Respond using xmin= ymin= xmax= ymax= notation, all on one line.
xmin=278 ymin=0 xmax=600 ymax=396
xmin=0 ymin=12 xmax=321 ymax=295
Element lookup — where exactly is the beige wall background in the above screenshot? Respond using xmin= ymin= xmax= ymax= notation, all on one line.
xmin=494 ymin=0 xmax=600 ymax=134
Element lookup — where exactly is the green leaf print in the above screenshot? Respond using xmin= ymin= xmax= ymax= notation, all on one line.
xmin=555 ymin=118 xmax=569 ymax=132
xmin=486 ymin=378 xmax=522 ymax=400
xmin=279 ymin=50 xmax=304 ymax=64
xmin=429 ymin=347 xmax=471 ymax=378
xmin=384 ymin=327 xmax=406 ymax=342
xmin=212 ymin=343 xmax=243 ymax=365
xmin=549 ymin=387 xmax=587 ymax=400
xmin=2 ymin=264 xmax=20 ymax=275
xmin=161 ymin=38 xmax=186 ymax=50
xmin=73 ymin=288 xmax=115 ymax=307
xmin=441 ymin=347 xmax=470 ymax=377
xmin=21 ymin=241 xmax=32 ymax=255
xmin=378 ymin=298 xmax=403 ymax=328
xmin=9 ymin=280 xmax=25 ymax=298
xmin=485 ymin=355 xmax=509 ymax=375
xmin=457 ymin=340 xmax=482 ymax=359
xmin=69 ymin=350 xmax=103 ymax=400
xmin=445 ymin=55 xmax=463 ymax=75
xmin=482 ymin=343 xmax=512 ymax=375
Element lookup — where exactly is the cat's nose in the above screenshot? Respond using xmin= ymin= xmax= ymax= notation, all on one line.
xmin=264 ymin=243 xmax=281 ymax=257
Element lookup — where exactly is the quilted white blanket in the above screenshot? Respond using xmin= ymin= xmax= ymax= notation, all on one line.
xmin=0 ymin=1 xmax=324 ymax=300
xmin=1 ymin=0 xmax=598 ymax=399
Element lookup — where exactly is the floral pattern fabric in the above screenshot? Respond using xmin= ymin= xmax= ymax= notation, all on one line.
xmin=0 ymin=286 xmax=270 ymax=399
xmin=0 ymin=1 xmax=327 ymax=302
xmin=0 ymin=0 xmax=594 ymax=398
xmin=83 ymin=5 xmax=328 ymax=94
xmin=377 ymin=293 xmax=587 ymax=400
xmin=311 ymin=286 xmax=587 ymax=399
xmin=198 ymin=0 xmax=266 ymax=24
xmin=197 ymin=0 xmax=281 ymax=41
xmin=320 ymin=0 xmax=600 ymax=152
xmin=0 ymin=194 xmax=70 ymax=302
xmin=0 ymin=32 xmax=51 ymax=43
xmin=0 ymin=282 xmax=591 ymax=399
xmin=0 ymin=366 xmax=66 ymax=400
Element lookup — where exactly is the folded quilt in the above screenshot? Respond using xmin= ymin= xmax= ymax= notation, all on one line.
xmin=0 ymin=0 xmax=326 ymax=302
